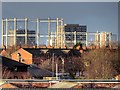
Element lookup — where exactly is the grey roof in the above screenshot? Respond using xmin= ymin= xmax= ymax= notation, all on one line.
xmin=28 ymin=65 xmax=53 ymax=78
xmin=0 ymin=56 xmax=28 ymax=68
xmin=0 ymin=55 xmax=29 ymax=72
xmin=1 ymin=55 xmax=53 ymax=78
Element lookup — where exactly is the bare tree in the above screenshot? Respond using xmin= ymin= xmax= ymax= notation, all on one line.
xmin=2 ymin=65 xmax=11 ymax=79
xmin=82 ymin=48 xmax=118 ymax=79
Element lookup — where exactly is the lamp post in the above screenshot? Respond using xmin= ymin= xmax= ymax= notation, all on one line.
xmin=56 ymin=59 xmax=58 ymax=80
xmin=61 ymin=57 xmax=64 ymax=79
xmin=55 ymin=56 xmax=65 ymax=80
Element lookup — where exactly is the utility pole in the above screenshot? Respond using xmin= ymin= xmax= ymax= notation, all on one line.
xmin=55 ymin=56 xmax=65 ymax=80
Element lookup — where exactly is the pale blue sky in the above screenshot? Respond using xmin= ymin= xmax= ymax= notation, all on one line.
xmin=1 ymin=0 xmax=120 ymax=2
xmin=1 ymin=2 xmax=119 ymax=45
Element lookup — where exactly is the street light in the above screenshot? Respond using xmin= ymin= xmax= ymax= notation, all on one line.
xmin=61 ymin=57 xmax=65 ymax=79
xmin=56 ymin=59 xmax=58 ymax=80
xmin=55 ymin=56 xmax=64 ymax=80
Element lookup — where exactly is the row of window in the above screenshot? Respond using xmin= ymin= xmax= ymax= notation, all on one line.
xmin=65 ymin=26 xmax=87 ymax=32
xmin=65 ymin=35 xmax=86 ymax=41
xmin=16 ymin=30 xmax=36 ymax=34
xmin=65 ymin=38 xmax=86 ymax=40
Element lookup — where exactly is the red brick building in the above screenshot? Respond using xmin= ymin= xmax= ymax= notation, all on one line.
xmin=1 ymin=55 xmax=52 ymax=79
xmin=11 ymin=48 xmax=32 ymax=65
xmin=1 ymin=55 xmax=29 ymax=79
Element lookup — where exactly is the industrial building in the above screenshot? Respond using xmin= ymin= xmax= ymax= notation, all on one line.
xmin=2 ymin=18 xmax=64 ymax=48
xmin=64 ymin=24 xmax=87 ymax=48
xmin=2 ymin=18 xmax=116 ymax=49
xmin=7 ymin=30 xmax=36 ymax=46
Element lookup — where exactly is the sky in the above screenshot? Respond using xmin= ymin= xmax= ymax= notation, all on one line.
xmin=0 ymin=1 xmax=119 ymax=46
xmin=1 ymin=0 xmax=120 ymax=2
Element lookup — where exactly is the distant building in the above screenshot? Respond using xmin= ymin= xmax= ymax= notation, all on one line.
xmin=95 ymin=32 xmax=112 ymax=47
xmin=2 ymin=18 xmax=64 ymax=49
xmin=64 ymin=24 xmax=87 ymax=48
xmin=7 ymin=30 xmax=36 ymax=46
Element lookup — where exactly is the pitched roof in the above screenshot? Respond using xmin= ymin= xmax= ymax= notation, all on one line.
xmin=1 ymin=55 xmax=53 ymax=77
xmin=0 ymin=55 xmax=29 ymax=70
xmin=28 ymin=65 xmax=53 ymax=78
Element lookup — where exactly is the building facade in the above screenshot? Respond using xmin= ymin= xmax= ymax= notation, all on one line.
xmin=2 ymin=18 xmax=64 ymax=48
xmin=11 ymin=48 xmax=32 ymax=65
xmin=95 ymin=32 xmax=112 ymax=47
xmin=7 ymin=30 xmax=36 ymax=46
xmin=64 ymin=24 xmax=87 ymax=48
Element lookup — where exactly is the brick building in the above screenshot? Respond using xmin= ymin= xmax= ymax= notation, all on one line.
xmin=11 ymin=48 xmax=32 ymax=65
xmin=1 ymin=55 xmax=29 ymax=79
xmin=1 ymin=55 xmax=52 ymax=79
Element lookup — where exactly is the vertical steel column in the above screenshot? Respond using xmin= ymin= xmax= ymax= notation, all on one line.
xmin=14 ymin=18 xmax=17 ymax=47
xmin=2 ymin=19 xmax=4 ymax=47
xmin=48 ymin=17 xmax=51 ymax=46
xmin=5 ymin=18 xmax=8 ymax=48
xmin=25 ymin=18 xmax=28 ymax=45
xmin=74 ymin=31 xmax=76 ymax=45
xmin=56 ymin=18 xmax=59 ymax=48
xmin=54 ymin=32 xmax=56 ymax=48
xmin=37 ymin=18 xmax=40 ymax=47
xmin=86 ymin=32 xmax=88 ymax=46
xmin=62 ymin=19 xmax=65 ymax=48
xmin=60 ymin=19 xmax=64 ymax=48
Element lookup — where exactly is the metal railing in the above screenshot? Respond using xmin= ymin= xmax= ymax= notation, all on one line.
xmin=1 ymin=79 xmax=120 ymax=83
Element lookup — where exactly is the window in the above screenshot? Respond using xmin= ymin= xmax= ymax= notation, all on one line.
xmin=17 ymin=53 xmax=21 ymax=62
